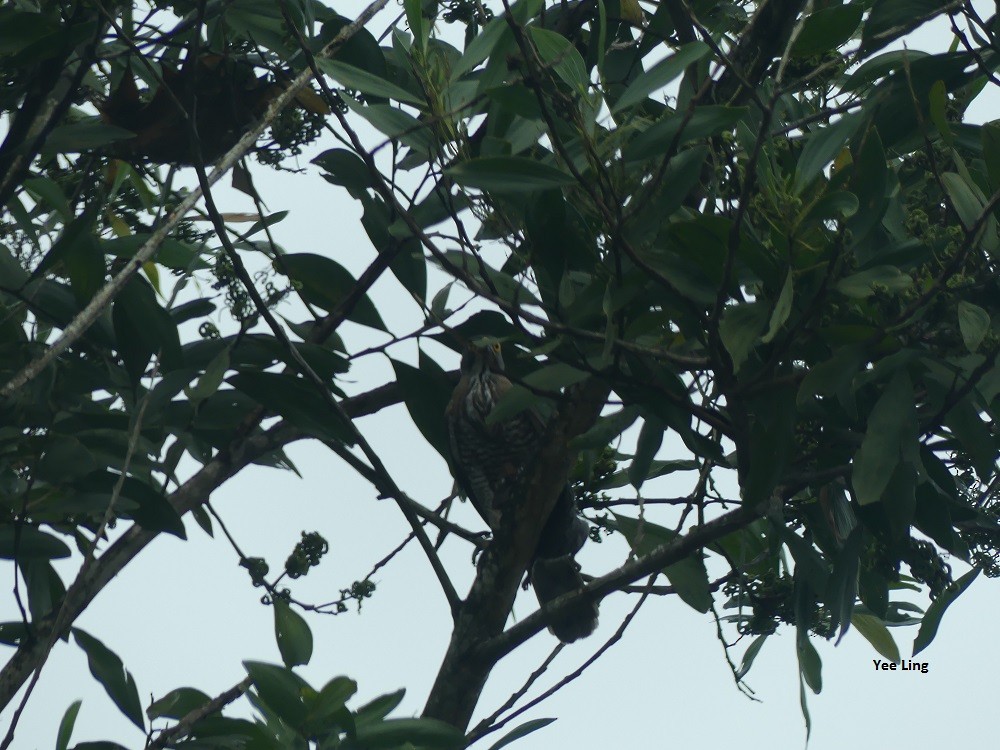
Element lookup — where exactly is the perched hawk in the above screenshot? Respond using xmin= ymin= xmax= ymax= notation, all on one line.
xmin=446 ymin=341 xmax=598 ymax=642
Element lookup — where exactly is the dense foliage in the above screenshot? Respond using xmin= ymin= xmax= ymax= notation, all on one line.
xmin=2 ymin=0 xmax=1000 ymax=746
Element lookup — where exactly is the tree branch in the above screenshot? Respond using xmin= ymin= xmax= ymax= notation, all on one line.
xmin=422 ymin=377 xmax=611 ymax=729
xmin=147 ymin=677 xmax=252 ymax=749
xmin=0 ymin=372 xmax=411 ymax=711
xmin=0 ymin=0 xmax=390 ymax=399
xmin=478 ymin=502 xmax=761 ymax=664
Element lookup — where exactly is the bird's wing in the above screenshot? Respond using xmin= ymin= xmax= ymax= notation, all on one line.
xmin=446 ymin=373 xmax=499 ymax=528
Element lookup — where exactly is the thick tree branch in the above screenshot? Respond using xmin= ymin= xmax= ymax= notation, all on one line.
xmin=422 ymin=377 xmax=611 ymax=730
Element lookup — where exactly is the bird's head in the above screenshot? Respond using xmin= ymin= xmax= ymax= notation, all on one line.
xmin=461 ymin=339 xmax=504 ymax=378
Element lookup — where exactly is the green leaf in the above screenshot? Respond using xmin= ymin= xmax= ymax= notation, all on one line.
xmin=982 ymin=121 xmax=1000 ymax=191
xmin=612 ymin=513 xmax=712 ymax=612
xmin=112 ymin=277 xmax=181 ymax=382
xmin=487 ymin=718 xmax=557 ymax=750
xmin=388 ymin=238 xmax=427 ymax=299
xmin=852 ymin=371 xmax=917 ymax=506
xmin=24 ymin=176 xmax=73 ymax=221
xmin=34 ymin=208 xmax=98 ymax=278
xmin=391 ymin=355 xmax=454 ymax=463
xmin=637 ymin=146 xmax=709 ymax=226
xmin=73 ymin=629 xmax=145 ymax=730
xmin=599 ymin=459 xmax=698 ymax=489
xmin=623 ymin=106 xmax=747 ymax=161
xmin=794 ymin=575 xmax=822 ymax=695
xmin=276 ymin=253 xmax=386 ymax=331
xmin=147 ymin=688 xmax=211 ymax=720
xmin=317 ymin=58 xmax=423 ymax=105
xmin=735 ymin=633 xmax=768 ymax=679
xmin=55 ymin=700 xmax=82 ymax=750
xmin=523 ymin=362 xmax=589 ymax=392
xmin=21 ymin=560 xmax=65 ymax=621
xmin=64 ymin=235 xmax=106 ymax=305
xmin=404 ymin=0 xmax=427 ymax=52
xmin=790 ymin=5 xmax=863 ymax=57
xmin=761 ymin=271 xmax=793 ymax=344
xmin=862 ymin=0 xmax=948 ymax=51
xmin=483 ymin=383 xmax=537 ymax=426
xmin=803 ymin=190 xmax=859 ymax=222
xmin=527 ymin=27 xmax=589 ymax=93
xmin=188 ymin=350 xmax=230 ymax=402
xmin=0 ymin=622 xmax=28 ymax=647
xmin=36 ymin=437 xmax=95 ymax=482
xmin=613 ymin=42 xmax=710 ymax=113
xmin=312 ymin=148 xmax=373 ymax=197
xmin=957 ymin=301 xmax=990 ymax=352
xmin=274 ymin=599 xmax=313 ymax=668
xmin=0 ymin=9 xmax=61 ymax=54
xmin=343 ymin=98 xmax=435 ymax=156
xmin=569 ymin=406 xmax=639 ymax=449
xmin=943 ymin=400 xmax=995 ymax=482
xmin=43 ymin=120 xmax=135 ymax=153
xmin=798 ymin=636 xmax=822 ymax=695
xmin=103 ymin=236 xmax=210 ymax=272
xmin=353 ymin=718 xmax=465 ymax=749
xmin=430 ymin=283 xmax=452 ymax=319
xmin=75 ymin=473 xmax=186 ymax=539
xmin=826 ymin=527 xmax=863 ymax=644
xmin=928 ymin=79 xmax=953 ymax=144
xmin=793 ymin=112 xmax=862 ymax=194
xmin=942 ymin=171 xmax=988 ymax=234
xmin=450 ymin=0 xmax=543 ymax=80
xmin=628 ymin=417 xmax=664 ymax=490
xmin=446 ymin=157 xmax=577 ymax=193
xmin=851 ymin=611 xmax=900 ymax=662
xmin=0 ymin=242 xmax=29 ymax=286
xmin=719 ymin=301 xmax=769 ymax=372
xmin=439 ymin=250 xmax=543 ymax=307
xmin=797 ymin=345 xmax=866 ymax=406
xmin=355 ymin=689 xmax=405 ymax=725
xmin=836 ymin=265 xmax=912 ymax=298
xmin=228 ymin=371 xmax=355 ymax=445
xmin=244 ymin=660 xmax=309 ymax=729
xmin=240 ymin=210 xmax=289 ymax=241
xmin=0 ymin=525 xmax=70 ymax=560
xmin=798 ymin=670 xmax=812 ymax=740
xmin=780 ymin=528 xmax=829 ymax=593
xmin=912 ymin=567 xmax=980 ymax=656
xmin=846 ymin=127 xmax=888 ymax=241
xmin=308 ymin=675 xmax=358 ymax=725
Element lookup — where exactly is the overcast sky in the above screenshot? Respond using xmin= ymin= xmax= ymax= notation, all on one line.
xmin=3 ymin=4 xmax=1000 ymax=749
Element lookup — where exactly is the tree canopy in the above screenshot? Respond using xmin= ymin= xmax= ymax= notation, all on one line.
xmin=2 ymin=0 xmax=1000 ymax=747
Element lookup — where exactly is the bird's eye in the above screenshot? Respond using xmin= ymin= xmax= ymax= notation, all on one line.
xmin=491 ymin=342 xmax=501 ymax=353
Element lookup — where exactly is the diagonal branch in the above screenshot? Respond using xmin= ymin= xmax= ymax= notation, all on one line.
xmin=0 ymin=375 xmax=413 ymax=712
xmin=422 ymin=377 xmax=611 ymax=730
xmin=477 ymin=502 xmax=762 ymax=664
xmin=148 ymin=677 xmax=252 ymax=749
xmin=0 ymin=0 xmax=390 ymax=400
xmin=466 ymin=574 xmax=658 ymax=747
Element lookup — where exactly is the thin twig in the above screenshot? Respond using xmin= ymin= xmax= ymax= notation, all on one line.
xmin=467 ymin=574 xmax=658 ymax=746
xmin=0 ymin=0 xmax=391 ymax=399
xmin=147 ymin=677 xmax=252 ymax=749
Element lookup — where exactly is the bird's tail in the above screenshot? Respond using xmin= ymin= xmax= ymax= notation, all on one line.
xmin=530 ymin=554 xmax=599 ymax=643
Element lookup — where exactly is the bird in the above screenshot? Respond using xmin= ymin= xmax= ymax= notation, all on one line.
xmin=445 ymin=340 xmax=598 ymax=642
